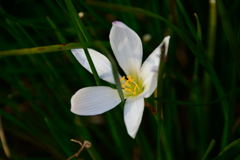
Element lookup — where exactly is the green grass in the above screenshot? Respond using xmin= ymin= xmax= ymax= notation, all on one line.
xmin=0 ymin=0 xmax=240 ymax=159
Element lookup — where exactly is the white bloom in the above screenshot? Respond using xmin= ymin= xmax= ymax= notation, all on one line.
xmin=71 ymin=21 xmax=170 ymax=138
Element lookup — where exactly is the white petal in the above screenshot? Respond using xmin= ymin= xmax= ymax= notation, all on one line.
xmin=71 ymin=86 xmax=121 ymax=115
xmin=124 ymin=97 xmax=144 ymax=138
xmin=142 ymin=75 xmax=158 ymax=98
xmin=140 ymin=36 xmax=170 ymax=98
xmin=110 ymin=21 xmax=143 ymax=75
xmin=71 ymin=48 xmax=116 ymax=84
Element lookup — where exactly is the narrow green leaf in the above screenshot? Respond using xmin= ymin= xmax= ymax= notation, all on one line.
xmin=207 ymin=0 xmax=217 ymax=62
xmin=194 ymin=13 xmax=202 ymax=41
xmin=44 ymin=118 xmax=71 ymax=156
xmin=95 ymin=42 xmax=124 ymax=101
xmin=213 ymin=138 xmax=240 ymax=160
xmin=65 ymin=0 xmax=101 ymax=85
xmin=0 ymin=41 xmax=107 ymax=56
xmin=176 ymin=0 xmax=198 ymax=41
xmin=201 ymin=139 xmax=215 ymax=160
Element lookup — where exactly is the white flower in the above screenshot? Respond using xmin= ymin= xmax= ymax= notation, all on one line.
xmin=71 ymin=21 xmax=170 ymax=138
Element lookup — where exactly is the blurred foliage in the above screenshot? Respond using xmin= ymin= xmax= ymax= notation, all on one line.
xmin=0 ymin=0 xmax=240 ymax=159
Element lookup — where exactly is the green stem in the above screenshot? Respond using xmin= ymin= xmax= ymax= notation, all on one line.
xmin=0 ymin=41 xmax=107 ymax=56
xmin=201 ymin=139 xmax=215 ymax=160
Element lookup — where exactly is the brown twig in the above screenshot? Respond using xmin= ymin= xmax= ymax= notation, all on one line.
xmin=67 ymin=139 xmax=91 ymax=160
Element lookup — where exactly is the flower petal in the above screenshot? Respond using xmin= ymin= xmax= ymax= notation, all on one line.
xmin=140 ymin=36 xmax=170 ymax=98
xmin=124 ymin=97 xmax=144 ymax=138
xmin=71 ymin=48 xmax=116 ymax=84
xmin=110 ymin=21 xmax=143 ymax=75
xmin=71 ymin=86 xmax=121 ymax=115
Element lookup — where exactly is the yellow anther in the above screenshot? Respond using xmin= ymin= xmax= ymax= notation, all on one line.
xmin=133 ymin=85 xmax=139 ymax=93
xmin=134 ymin=84 xmax=139 ymax=89
xmin=119 ymin=75 xmax=143 ymax=97
xmin=120 ymin=76 xmax=126 ymax=82
xmin=124 ymin=82 xmax=131 ymax=87
xmin=127 ymin=75 xmax=134 ymax=82
xmin=124 ymin=88 xmax=132 ymax=93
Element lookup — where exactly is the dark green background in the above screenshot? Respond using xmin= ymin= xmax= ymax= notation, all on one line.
xmin=0 ymin=0 xmax=240 ymax=159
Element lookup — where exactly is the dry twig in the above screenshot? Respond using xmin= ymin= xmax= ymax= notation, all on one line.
xmin=67 ymin=139 xmax=91 ymax=160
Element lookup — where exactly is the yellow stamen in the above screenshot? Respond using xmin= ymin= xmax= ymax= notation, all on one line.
xmin=127 ymin=75 xmax=134 ymax=82
xmin=120 ymin=75 xmax=144 ymax=97
xmin=120 ymin=76 xmax=126 ymax=82
xmin=124 ymin=88 xmax=132 ymax=92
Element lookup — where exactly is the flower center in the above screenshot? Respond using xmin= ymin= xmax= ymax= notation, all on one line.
xmin=120 ymin=75 xmax=144 ymax=97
